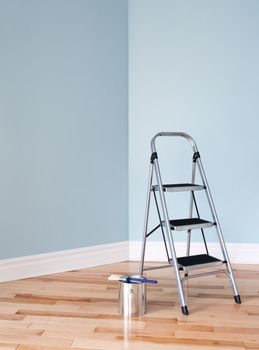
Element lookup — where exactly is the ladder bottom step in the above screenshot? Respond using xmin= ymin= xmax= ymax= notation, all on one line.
xmin=177 ymin=254 xmax=223 ymax=271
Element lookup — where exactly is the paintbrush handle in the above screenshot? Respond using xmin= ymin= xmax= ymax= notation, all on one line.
xmin=127 ymin=277 xmax=158 ymax=284
xmin=108 ymin=274 xmax=158 ymax=284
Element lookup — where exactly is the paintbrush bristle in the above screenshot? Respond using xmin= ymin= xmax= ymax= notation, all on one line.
xmin=108 ymin=274 xmax=124 ymax=280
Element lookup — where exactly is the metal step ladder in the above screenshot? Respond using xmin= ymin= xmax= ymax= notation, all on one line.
xmin=139 ymin=132 xmax=241 ymax=315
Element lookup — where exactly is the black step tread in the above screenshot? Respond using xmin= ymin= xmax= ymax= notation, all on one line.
xmin=168 ymin=218 xmax=215 ymax=231
xmin=153 ymin=183 xmax=205 ymax=192
xmin=177 ymin=254 xmax=223 ymax=271
xmin=170 ymin=218 xmax=212 ymax=226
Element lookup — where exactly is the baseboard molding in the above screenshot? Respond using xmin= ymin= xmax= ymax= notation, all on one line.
xmin=0 ymin=241 xmax=128 ymax=282
xmin=129 ymin=241 xmax=259 ymax=264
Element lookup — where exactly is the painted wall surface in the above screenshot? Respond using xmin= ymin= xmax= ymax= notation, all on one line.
xmin=129 ymin=0 xmax=259 ymax=243
xmin=0 ymin=0 xmax=128 ymax=259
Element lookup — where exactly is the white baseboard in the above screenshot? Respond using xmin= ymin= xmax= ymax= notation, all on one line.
xmin=129 ymin=241 xmax=259 ymax=264
xmin=0 ymin=241 xmax=128 ymax=283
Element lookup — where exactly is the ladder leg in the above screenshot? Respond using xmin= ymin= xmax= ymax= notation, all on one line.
xmin=214 ymin=220 xmax=241 ymax=303
xmin=139 ymin=163 xmax=154 ymax=275
xmin=196 ymin=158 xmax=241 ymax=303
xmin=153 ymin=157 xmax=188 ymax=315
xmin=153 ymin=190 xmax=171 ymax=263
xmin=186 ymin=160 xmax=197 ymax=256
xmin=192 ymin=192 xmax=209 ymax=255
xmin=225 ymin=262 xmax=242 ymax=303
xmin=186 ymin=231 xmax=191 ymax=257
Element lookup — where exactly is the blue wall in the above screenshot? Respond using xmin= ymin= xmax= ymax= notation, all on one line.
xmin=0 ymin=0 xmax=128 ymax=259
xmin=129 ymin=0 xmax=259 ymax=243
xmin=1 ymin=0 xmax=258 ymax=261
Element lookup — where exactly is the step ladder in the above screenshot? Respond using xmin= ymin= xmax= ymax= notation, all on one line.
xmin=139 ymin=132 xmax=241 ymax=315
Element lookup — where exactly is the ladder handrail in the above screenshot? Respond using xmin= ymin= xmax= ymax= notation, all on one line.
xmin=151 ymin=132 xmax=199 ymax=153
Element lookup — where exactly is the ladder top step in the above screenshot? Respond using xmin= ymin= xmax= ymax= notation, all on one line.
xmin=163 ymin=218 xmax=215 ymax=231
xmin=153 ymin=183 xmax=205 ymax=192
xmin=177 ymin=254 xmax=224 ymax=271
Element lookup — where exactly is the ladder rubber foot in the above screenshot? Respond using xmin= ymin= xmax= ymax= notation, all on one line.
xmin=181 ymin=306 xmax=189 ymax=315
xmin=234 ymin=295 xmax=241 ymax=304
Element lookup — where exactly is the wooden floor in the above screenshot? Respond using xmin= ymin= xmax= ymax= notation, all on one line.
xmin=0 ymin=261 xmax=259 ymax=350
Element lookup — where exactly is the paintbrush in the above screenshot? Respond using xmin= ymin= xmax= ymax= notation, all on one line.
xmin=108 ymin=274 xmax=157 ymax=284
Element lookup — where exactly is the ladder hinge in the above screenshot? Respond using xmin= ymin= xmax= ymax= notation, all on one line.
xmin=150 ymin=152 xmax=158 ymax=163
xmin=193 ymin=152 xmax=200 ymax=162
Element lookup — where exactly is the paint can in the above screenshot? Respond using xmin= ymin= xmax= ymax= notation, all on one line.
xmin=119 ymin=275 xmax=146 ymax=317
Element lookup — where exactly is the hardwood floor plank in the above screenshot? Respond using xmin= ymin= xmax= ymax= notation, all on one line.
xmin=0 ymin=327 xmax=44 ymax=336
xmin=16 ymin=344 xmax=82 ymax=350
xmin=0 ymin=344 xmax=18 ymax=350
xmin=17 ymin=345 xmax=88 ymax=350
xmin=0 ymin=333 xmax=73 ymax=347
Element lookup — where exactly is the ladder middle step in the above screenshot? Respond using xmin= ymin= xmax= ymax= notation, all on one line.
xmin=153 ymin=183 xmax=205 ymax=192
xmin=163 ymin=218 xmax=215 ymax=231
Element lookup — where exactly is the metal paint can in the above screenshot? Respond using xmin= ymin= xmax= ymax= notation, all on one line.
xmin=119 ymin=276 xmax=146 ymax=317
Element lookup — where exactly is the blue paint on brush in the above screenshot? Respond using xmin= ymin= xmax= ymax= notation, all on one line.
xmin=120 ymin=276 xmax=157 ymax=284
